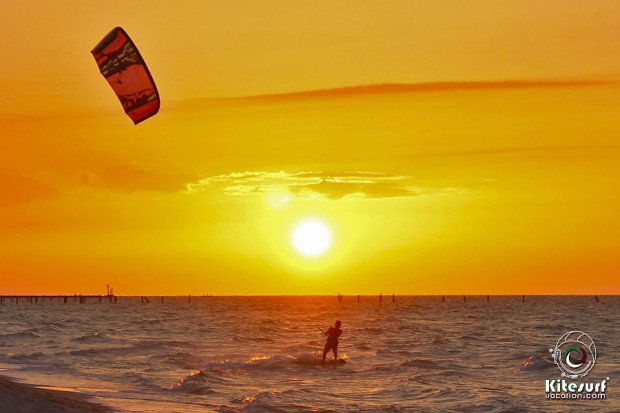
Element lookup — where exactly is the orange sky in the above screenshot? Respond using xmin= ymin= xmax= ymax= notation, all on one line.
xmin=1 ymin=1 xmax=619 ymax=295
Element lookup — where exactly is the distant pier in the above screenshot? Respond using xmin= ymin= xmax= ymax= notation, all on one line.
xmin=0 ymin=294 xmax=605 ymax=305
xmin=0 ymin=295 xmax=117 ymax=304
xmin=0 ymin=294 xmax=217 ymax=304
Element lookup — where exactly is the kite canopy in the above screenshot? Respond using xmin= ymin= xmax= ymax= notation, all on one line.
xmin=91 ymin=27 xmax=160 ymax=124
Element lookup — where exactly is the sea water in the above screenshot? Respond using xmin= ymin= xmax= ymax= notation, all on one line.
xmin=0 ymin=296 xmax=618 ymax=412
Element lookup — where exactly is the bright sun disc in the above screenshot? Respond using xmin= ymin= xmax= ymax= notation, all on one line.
xmin=292 ymin=221 xmax=331 ymax=256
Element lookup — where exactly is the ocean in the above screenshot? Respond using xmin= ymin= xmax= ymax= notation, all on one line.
xmin=0 ymin=296 xmax=618 ymax=412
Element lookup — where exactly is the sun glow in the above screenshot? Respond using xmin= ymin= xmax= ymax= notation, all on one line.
xmin=292 ymin=220 xmax=331 ymax=256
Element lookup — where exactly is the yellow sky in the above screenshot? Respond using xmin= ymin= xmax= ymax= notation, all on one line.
xmin=1 ymin=1 xmax=619 ymax=294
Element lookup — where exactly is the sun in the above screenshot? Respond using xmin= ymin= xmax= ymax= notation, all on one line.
xmin=292 ymin=220 xmax=331 ymax=256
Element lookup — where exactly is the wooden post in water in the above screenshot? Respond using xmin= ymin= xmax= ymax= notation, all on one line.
xmin=463 ymin=295 xmax=467 ymax=303
xmin=188 ymin=295 xmax=192 ymax=303
xmin=522 ymin=295 xmax=525 ymax=303
xmin=379 ymin=293 xmax=382 ymax=303
xmin=392 ymin=293 xmax=395 ymax=303
xmin=114 ymin=296 xmax=118 ymax=304
xmin=357 ymin=294 xmax=360 ymax=303
xmin=161 ymin=296 xmax=164 ymax=303
xmin=487 ymin=295 xmax=490 ymax=303
xmin=442 ymin=295 xmax=445 ymax=302
xmin=595 ymin=296 xmax=599 ymax=303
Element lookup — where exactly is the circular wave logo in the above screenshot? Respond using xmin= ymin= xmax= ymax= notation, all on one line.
xmin=549 ymin=331 xmax=596 ymax=379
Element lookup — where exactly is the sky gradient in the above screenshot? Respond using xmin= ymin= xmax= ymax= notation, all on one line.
xmin=1 ymin=1 xmax=619 ymax=295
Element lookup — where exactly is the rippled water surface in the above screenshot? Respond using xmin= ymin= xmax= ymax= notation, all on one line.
xmin=0 ymin=296 xmax=618 ymax=412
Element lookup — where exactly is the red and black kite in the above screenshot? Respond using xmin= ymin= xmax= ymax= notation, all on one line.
xmin=91 ymin=27 xmax=160 ymax=124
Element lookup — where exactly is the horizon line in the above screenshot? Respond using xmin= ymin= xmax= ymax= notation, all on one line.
xmin=1 ymin=294 xmax=617 ymax=297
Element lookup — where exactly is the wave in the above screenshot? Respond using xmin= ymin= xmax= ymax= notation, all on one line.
xmin=171 ymin=352 xmax=350 ymax=382
xmin=403 ymin=375 xmax=431 ymax=385
xmin=230 ymin=334 xmax=275 ymax=343
xmin=169 ymin=370 xmax=217 ymax=395
xmin=458 ymin=334 xmax=482 ymax=341
xmin=228 ymin=389 xmax=326 ymax=413
xmin=130 ymin=339 xmax=191 ymax=349
xmin=0 ymin=330 xmax=42 ymax=340
xmin=400 ymin=358 xmax=443 ymax=370
xmin=228 ymin=392 xmax=281 ymax=413
xmin=520 ymin=354 xmax=555 ymax=371
xmin=3 ymin=351 xmax=46 ymax=362
xmin=358 ymin=327 xmax=383 ymax=334
xmin=122 ymin=372 xmax=164 ymax=391
xmin=208 ymin=354 xmax=299 ymax=372
xmin=428 ymin=337 xmax=451 ymax=346
xmin=153 ymin=351 xmax=202 ymax=369
xmin=68 ymin=347 xmax=126 ymax=357
xmin=291 ymin=353 xmax=348 ymax=367
xmin=66 ymin=339 xmax=192 ymax=357
xmin=72 ymin=332 xmax=111 ymax=343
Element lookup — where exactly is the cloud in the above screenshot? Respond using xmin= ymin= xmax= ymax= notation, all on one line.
xmin=0 ymin=172 xmax=58 ymax=207
xmin=168 ymin=79 xmax=615 ymax=110
xmin=187 ymin=171 xmax=464 ymax=200
xmin=398 ymin=144 xmax=620 ymax=160
xmin=84 ymin=165 xmax=200 ymax=194
xmin=226 ymin=80 xmax=614 ymax=101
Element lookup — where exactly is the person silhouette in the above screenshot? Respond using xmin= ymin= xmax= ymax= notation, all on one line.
xmin=321 ymin=320 xmax=342 ymax=362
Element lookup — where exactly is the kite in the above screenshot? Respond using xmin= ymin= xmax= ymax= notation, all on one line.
xmin=91 ymin=27 xmax=160 ymax=124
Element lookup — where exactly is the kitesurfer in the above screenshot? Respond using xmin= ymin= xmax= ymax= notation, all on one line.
xmin=321 ymin=320 xmax=342 ymax=362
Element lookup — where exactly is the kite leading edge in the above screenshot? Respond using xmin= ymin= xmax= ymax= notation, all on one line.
xmin=91 ymin=27 xmax=160 ymax=124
